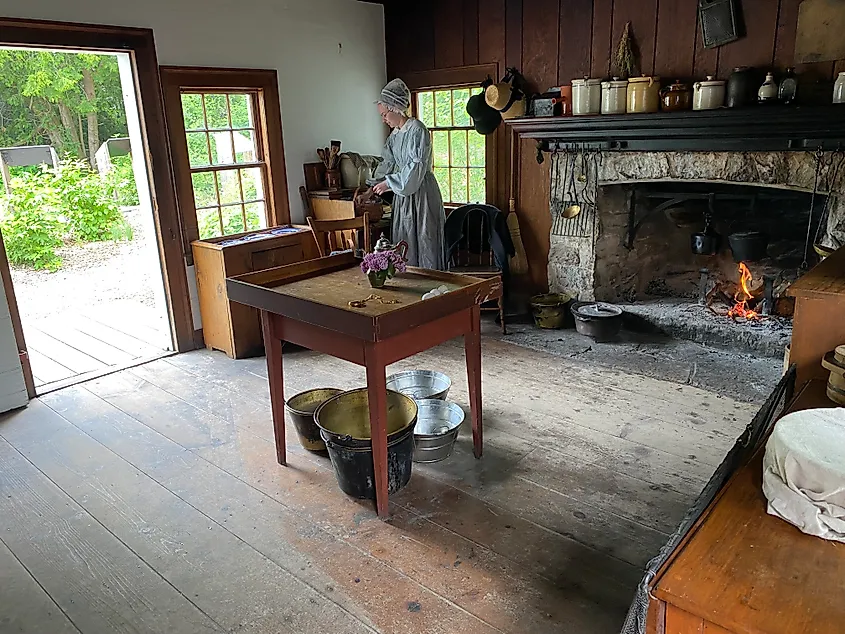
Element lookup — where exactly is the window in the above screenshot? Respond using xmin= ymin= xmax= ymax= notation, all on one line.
xmin=161 ymin=67 xmax=289 ymax=246
xmin=181 ymin=92 xmax=267 ymax=239
xmin=415 ymin=87 xmax=487 ymax=205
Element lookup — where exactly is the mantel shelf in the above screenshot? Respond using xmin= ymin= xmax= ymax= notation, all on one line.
xmin=505 ymin=105 xmax=845 ymax=153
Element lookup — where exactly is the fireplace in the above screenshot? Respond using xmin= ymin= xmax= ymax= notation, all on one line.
xmin=545 ymin=150 xmax=845 ymax=356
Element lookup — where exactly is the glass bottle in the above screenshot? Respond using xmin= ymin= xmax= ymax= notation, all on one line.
xmin=758 ymin=72 xmax=778 ymax=103
xmin=778 ymin=68 xmax=798 ymax=104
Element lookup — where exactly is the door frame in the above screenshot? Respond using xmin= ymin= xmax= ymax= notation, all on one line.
xmin=0 ymin=17 xmax=196 ymax=354
xmin=0 ymin=229 xmax=35 ymax=398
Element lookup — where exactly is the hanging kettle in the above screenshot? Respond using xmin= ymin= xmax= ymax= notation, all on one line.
xmin=691 ymin=218 xmax=721 ymax=255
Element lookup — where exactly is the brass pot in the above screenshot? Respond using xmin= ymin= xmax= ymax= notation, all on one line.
xmin=627 ymin=76 xmax=661 ymax=113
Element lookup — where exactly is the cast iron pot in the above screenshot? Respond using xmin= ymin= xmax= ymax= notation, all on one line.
xmin=570 ymin=301 xmax=623 ymax=342
xmin=728 ymin=231 xmax=768 ymax=262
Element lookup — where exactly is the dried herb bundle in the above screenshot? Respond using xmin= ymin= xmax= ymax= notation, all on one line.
xmin=614 ymin=21 xmax=639 ymax=79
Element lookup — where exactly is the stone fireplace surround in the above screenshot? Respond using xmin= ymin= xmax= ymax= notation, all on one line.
xmin=548 ymin=151 xmax=845 ymax=301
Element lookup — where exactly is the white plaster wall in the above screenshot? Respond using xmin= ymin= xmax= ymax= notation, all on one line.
xmin=0 ymin=0 xmax=387 ymax=223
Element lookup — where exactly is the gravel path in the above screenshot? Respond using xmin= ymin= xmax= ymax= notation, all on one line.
xmin=9 ymin=207 xmax=165 ymax=323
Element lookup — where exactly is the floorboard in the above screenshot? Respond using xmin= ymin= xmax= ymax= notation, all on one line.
xmin=0 ymin=337 xmax=759 ymax=634
xmin=0 ymin=434 xmax=221 ymax=634
xmin=0 ymin=537 xmax=81 ymax=634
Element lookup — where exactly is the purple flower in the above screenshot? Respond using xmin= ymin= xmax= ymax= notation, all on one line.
xmin=361 ymin=250 xmax=406 ymax=276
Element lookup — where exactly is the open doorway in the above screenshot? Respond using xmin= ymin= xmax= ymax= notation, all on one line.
xmin=0 ymin=46 xmax=172 ymax=394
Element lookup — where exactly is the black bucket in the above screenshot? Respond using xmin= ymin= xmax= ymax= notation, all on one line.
xmin=315 ymin=388 xmax=418 ymax=499
xmin=321 ymin=425 xmax=416 ymax=499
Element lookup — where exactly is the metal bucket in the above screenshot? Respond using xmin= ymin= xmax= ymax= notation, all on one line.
xmin=285 ymin=388 xmax=342 ymax=451
xmin=413 ymin=399 xmax=465 ymax=463
xmin=315 ymin=388 xmax=418 ymax=499
xmin=530 ymin=293 xmax=572 ymax=329
xmin=386 ymin=370 xmax=451 ymax=401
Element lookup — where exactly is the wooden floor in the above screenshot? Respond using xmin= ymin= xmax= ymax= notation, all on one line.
xmin=22 ymin=301 xmax=172 ymax=393
xmin=0 ymin=337 xmax=758 ymax=634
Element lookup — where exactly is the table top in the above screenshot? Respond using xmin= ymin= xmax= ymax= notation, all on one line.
xmin=226 ymin=253 xmax=501 ymax=342
xmin=788 ymin=245 xmax=845 ymax=299
xmin=654 ymin=380 xmax=844 ymax=634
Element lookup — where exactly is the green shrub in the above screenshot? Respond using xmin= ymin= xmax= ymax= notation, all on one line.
xmin=106 ymin=154 xmax=140 ymax=207
xmin=0 ymin=159 xmax=133 ymax=271
xmin=198 ymin=206 xmax=261 ymax=240
xmin=0 ymin=171 xmax=64 ymax=271
xmin=54 ymin=160 xmax=133 ymax=242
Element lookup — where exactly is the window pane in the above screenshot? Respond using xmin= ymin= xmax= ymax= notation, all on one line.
xmin=187 ymin=132 xmax=210 ymax=167
xmin=204 ymin=94 xmax=230 ymax=129
xmin=229 ymin=94 xmax=252 ymax=128
xmin=450 ymin=130 xmax=467 ymax=168
xmin=181 ymin=93 xmax=205 ymax=130
xmin=434 ymin=90 xmax=452 ymax=127
xmin=234 ymin=130 xmax=258 ymax=164
xmin=191 ymin=172 xmax=218 ymax=208
xmin=468 ymin=132 xmax=486 ymax=167
xmin=417 ymin=91 xmax=435 ymax=128
xmin=433 ymin=167 xmax=450 ymax=202
xmin=210 ymin=131 xmax=234 ymax=165
xmin=469 ymin=168 xmax=486 ymax=203
xmin=216 ymin=169 xmax=242 ymax=205
xmin=240 ymin=167 xmax=264 ymax=201
xmin=452 ymin=89 xmax=471 ymax=127
xmin=222 ymin=204 xmax=247 ymax=235
xmin=451 ymin=168 xmax=468 ymax=203
xmin=197 ymin=207 xmax=223 ymax=239
xmin=245 ymin=202 xmax=266 ymax=230
xmin=432 ymin=131 xmax=449 ymax=168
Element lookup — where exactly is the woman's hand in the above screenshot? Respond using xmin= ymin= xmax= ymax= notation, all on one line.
xmin=373 ymin=181 xmax=391 ymax=196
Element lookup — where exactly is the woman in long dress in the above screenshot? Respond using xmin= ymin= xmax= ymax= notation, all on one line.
xmin=367 ymin=78 xmax=446 ymax=270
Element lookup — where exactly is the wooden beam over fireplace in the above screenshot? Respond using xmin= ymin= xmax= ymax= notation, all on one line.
xmin=507 ymin=106 xmax=845 ymax=153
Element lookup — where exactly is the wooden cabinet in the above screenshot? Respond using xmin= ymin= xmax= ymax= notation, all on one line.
xmin=649 ymin=380 xmax=843 ymax=634
xmin=191 ymin=226 xmax=318 ymax=359
xmin=788 ymin=246 xmax=845 ymax=386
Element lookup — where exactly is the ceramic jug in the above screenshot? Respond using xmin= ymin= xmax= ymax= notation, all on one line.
xmin=726 ymin=67 xmax=755 ymax=108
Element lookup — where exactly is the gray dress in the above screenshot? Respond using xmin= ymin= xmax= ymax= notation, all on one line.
xmin=370 ymin=118 xmax=446 ymax=270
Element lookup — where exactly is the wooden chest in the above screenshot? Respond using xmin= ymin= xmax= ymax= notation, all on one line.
xmin=191 ymin=226 xmax=318 ymax=359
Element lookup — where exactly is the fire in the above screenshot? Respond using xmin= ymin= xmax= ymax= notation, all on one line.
xmin=727 ymin=262 xmax=760 ymax=320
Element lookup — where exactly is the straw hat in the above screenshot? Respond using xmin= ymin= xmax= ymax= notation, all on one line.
xmin=500 ymin=97 xmax=526 ymax=120
xmin=485 ymin=82 xmax=514 ymax=111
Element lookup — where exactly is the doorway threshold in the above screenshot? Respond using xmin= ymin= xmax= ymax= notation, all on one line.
xmin=35 ymin=351 xmax=177 ymax=396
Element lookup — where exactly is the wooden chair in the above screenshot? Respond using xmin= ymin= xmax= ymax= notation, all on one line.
xmin=444 ymin=204 xmax=508 ymax=334
xmin=307 ymin=212 xmax=370 ymax=256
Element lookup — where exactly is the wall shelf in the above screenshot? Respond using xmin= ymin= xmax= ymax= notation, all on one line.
xmin=506 ymin=106 xmax=845 ymax=152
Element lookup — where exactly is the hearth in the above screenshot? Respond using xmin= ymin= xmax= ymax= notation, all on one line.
xmin=544 ymin=150 xmax=845 ymax=357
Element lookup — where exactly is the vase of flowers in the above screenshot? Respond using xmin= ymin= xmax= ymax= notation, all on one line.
xmin=361 ymin=250 xmax=407 ymax=288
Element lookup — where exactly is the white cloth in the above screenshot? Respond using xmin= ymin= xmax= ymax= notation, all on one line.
xmin=762 ymin=407 xmax=845 ymax=541
xmin=370 ymin=118 xmax=446 ymax=270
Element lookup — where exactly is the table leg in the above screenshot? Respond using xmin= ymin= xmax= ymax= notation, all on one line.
xmin=261 ymin=310 xmax=286 ymax=465
xmin=465 ymin=304 xmax=483 ymax=459
xmin=364 ymin=342 xmax=390 ymax=518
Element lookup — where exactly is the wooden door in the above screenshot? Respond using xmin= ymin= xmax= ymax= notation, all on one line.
xmin=0 ymin=229 xmax=34 ymax=405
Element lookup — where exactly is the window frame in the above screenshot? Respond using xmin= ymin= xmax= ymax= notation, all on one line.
xmin=404 ymin=65 xmax=498 ymax=208
xmin=413 ymin=86 xmax=487 ymax=206
xmin=160 ymin=66 xmax=290 ymax=252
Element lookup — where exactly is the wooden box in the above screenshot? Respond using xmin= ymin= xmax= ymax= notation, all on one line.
xmin=191 ymin=226 xmax=319 ymax=359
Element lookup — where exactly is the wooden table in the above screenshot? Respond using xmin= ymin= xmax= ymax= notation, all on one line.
xmin=226 ymin=253 xmax=502 ymax=516
xmin=649 ymin=379 xmax=843 ymax=633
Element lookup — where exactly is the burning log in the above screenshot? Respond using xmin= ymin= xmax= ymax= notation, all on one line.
xmin=727 ymin=262 xmax=766 ymax=321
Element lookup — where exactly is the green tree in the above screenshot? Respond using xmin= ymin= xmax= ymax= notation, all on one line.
xmin=0 ymin=50 xmax=127 ymax=168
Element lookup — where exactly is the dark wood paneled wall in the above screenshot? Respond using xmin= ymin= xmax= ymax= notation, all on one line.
xmin=385 ymin=0 xmax=843 ymax=291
